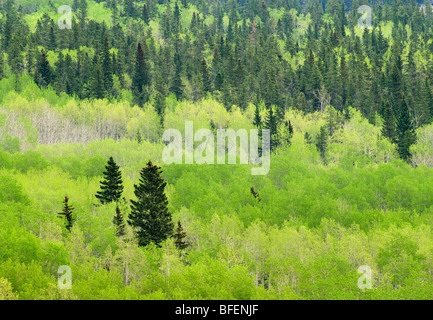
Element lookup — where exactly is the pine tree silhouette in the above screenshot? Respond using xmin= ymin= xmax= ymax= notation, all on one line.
xmin=96 ymin=157 xmax=124 ymax=204
xmin=142 ymin=4 xmax=150 ymax=24
xmin=396 ymin=96 xmax=416 ymax=162
xmin=264 ymin=106 xmax=279 ymax=151
xmin=35 ymin=50 xmax=53 ymax=87
xmin=174 ymin=221 xmax=189 ymax=252
xmin=316 ymin=126 xmax=328 ymax=163
xmin=381 ymin=98 xmax=397 ymax=143
xmin=132 ymin=43 xmax=150 ymax=107
xmin=58 ymin=196 xmax=75 ymax=232
xmin=128 ymin=160 xmax=174 ymax=247
xmin=113 ymin=205 xmax=126 ymax=237
xmin=200 ymin=58 xmax=212 ymax=93
xmin=253 ymin=104 xmax=261 ymax=128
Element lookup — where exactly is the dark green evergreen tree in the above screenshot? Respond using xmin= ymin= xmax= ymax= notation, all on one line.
xmin=200 ymin=58 xmax=212 ymax=93
xmin=253 ymin=104 xmax=261 ymax=128
xmin=96 ymin=157 xmax=124 ymax=204
xmin=102 ymin=37 xmax=113 ymax=94
xmin=174 ymin=221 xmax=189 ymax=253
xmin=0 ymin=50 xmax=4 ymax=79
xmin=88 ymin=59 xmax=105 ymax=100
xmin=48 ymin=26 xmax=56 ymax=51
xmin=34 ymin=50 xmax=53 ymax=87
xmin=124 ymin=0 xmax=135 ymax=18
xmin=264 ymin=106 xmax=279 ymax=151
xmin=142 ymin=4 xmax=150 ymax=24
xmin=132 ymin=43 xmax=150 ymax=107
xmin=250 ymin=187 xmax=261 ymax=202
xmin=381 ymin=99 xmax=397 ymax=143
xmin=171 ymin=51 xmax=184 ymax=100
xmin=113 ymin=205 xmax=126 ymax=237
xmin=128 ymin=160 xmax=174 ymax=247
xmin=396 ymin=96 xmax=416 ymax=162
xmin=304 ymin=132 xmax=312 ymax=145
xmin=316 ymin=125 xmax=328 ymax=163
xmin=58 ymin=196 xmax=75 ymax=232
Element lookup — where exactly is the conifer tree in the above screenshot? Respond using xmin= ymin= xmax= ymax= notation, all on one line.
xmin=389 ymin=54 xmax=403 ymax=110
xmin=142 ymin=4 xmax=150 ymax=24
xmin=174 ymin=221 xmax=189 ymax=252
xmin=35 ymin=50 xmax=53 ymax=87
xmin=132 ymin=43 xmax=150 ymax=107
xmin=128 ymin=160 xmax=174 ymax=247
xmin=0 ymin=51 xmax=4 ymax=79
xmin=215 ymin=72 xmax=223 ymax=91
xmin=171 ymin=51 xmax=184 ymax=100
xmin=253 ymin=104 xmax=261 ymax=128
xmin=102 ymin=37 xmax=113 ymax=94
xmin=26 ymin=43 xmax=35 ymax=75
xmin=304 ymin=132 xmax=312 ymax=145
xmin=124 ymin=0 xmax=135 ymax=18
xmin=396 ymin=96 xmax=416 ymax=162
xmin=316 ymin=125 xmax=328 ymax=163
xmin=113 ymin=205 xmax=126 ymax=237
xmin=287 ymin=120 xmax=294 ymax=137
xmin=48 ymin=26 xmax=56 ymax=51
xmin=250 ymin=187 xmax=261 ymax=202
xmin=381 ymin=99 xmax=397 ymax=143
xmin=96 ymin=157 xmax=124 ymax=204
xmin=264 ymin=106 xmax=279 ymax=151
xmin=58 ymin=196 xmax=75 ymax=232
xmin=89 ymin=60 xmax=105 ymax=100
xmin=200 ymin=58 xmax=212 ymax=93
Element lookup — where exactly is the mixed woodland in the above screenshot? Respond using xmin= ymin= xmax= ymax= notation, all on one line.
xmin=1 ymin=0 xmax=433 ymax=299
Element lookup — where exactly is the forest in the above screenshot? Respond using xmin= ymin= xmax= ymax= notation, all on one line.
xmin=1 ymin=0 xmax=433 ymax=300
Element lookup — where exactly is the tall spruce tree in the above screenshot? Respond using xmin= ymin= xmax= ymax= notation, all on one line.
xmin=35 ymin=50 xmax=53 ymax=87
xmin=264 ymin=106 xmax=279 ymax=151
xmin=316 ymin=125 xmax=328 ymax=163
xmin=381 ymin=99 xmax=397 ymax=143
xmin=200 ymin=58 xmax=212 ymax=93
xmin=102 ymin=37 xmax=113 ymax=94
xmin=96 ymin=157 xmax=124 ymax=204
xmin=89 ymin=59 xmax=105 ymax=100
xmin=142 ymin=4 xmax=150 ymax=24
xmin=58 ymin=196 xmax=75 ymax=232
xmin=128 ymin=160 xmax=174 ymax=247
xmin=113 ymin=205 xmax=126 ymax=237
xmin=253 ymin=104 xmax=261 ymax=128
xmin=171 ymin=50 xmax=184 ymax=100
xmin=132 ymin=43 xmax=150 ymax=107
xmin=48 ymin=26 xmax=56 ymax=51
xmin=396 ymin=96 xmax=416 ymax=162
xmin=124 ymin=0 xmax=135 ymax=18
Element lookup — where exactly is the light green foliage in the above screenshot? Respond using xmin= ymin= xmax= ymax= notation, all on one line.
xmin=328 ymin=108 xmax=397 ymax=166
xmin=0 ymin=278 xmax=18 ymax=300
xmin=1 ymin=51 xmax=433 ymax=300
xmin=411 ymin=122 xmax=433 ymax=167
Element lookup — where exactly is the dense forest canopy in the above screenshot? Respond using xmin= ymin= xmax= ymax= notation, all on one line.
xmin=1 ymin=0 xmax=433 ymax=301
xmin=1 ymin=0 xmax=433 ymax=123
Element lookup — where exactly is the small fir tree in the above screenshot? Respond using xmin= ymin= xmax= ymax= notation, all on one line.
xmin=58 ymin=196 xmax=75 ymax=232
xmin=396 ymin=96 xmax=416 ymax=162
xmin=113 ymin=205 xmax=126 ymax=237
xmin=316 ymin=125 xmax=328 ymax=163
xmin=174 ymin=221 xmax=189 ymax=252
xmin=96 ymin=157 xmax=124 ymax=204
